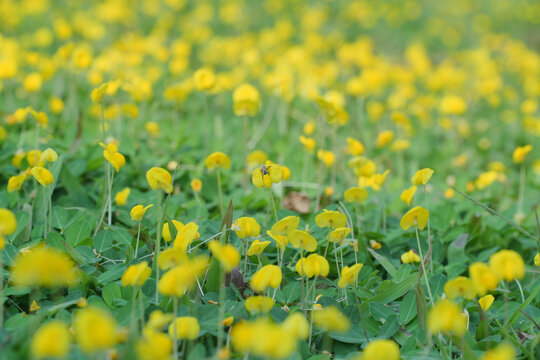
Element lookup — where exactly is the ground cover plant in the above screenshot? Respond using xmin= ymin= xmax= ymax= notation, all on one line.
xmin=0 ymin=0 xmax=539 ymax=359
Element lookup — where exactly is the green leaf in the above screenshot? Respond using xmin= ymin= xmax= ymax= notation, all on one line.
xmin=102 ymin=283 xmax=122 ymax=307
xmin=508 ymin=283 xmax=540 ymax=326
xmin=65 ymin=218 xmax=92 ymax=247
xmin=94 ymin=230 xmax=114 ymax=252
xmin=399 ymin=290 xmax=417 ymax=325
xmin=368 ymin=248 xmax=397 ymax=278
xmin=97 ymin=264 xmax=126 ymax=285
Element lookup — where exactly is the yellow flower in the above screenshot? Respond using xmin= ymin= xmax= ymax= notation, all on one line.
xmin=206 ymin=152 xmax=231 ymax=170
xmin=535 ymin=253 xmax=540 ymax=266
xmin=147 ymin=310 xmax=173 ymax=331
xmin=282 ymin=312 xmax=309 ymax=339
xmin=31 ymin=321 xmax=71 ymax=359
xmin=208 ymin=241 xmax=240 ymax=272
xmin=512 ymin=145 xmax=532 ymax=164
xmin=338 ymin=263 xmax=364 ymax=288
xmin=130 ymin=204 xmax=153 ymax=221
xmin=427 ymin=299 xmax=466 ymax=336
xmin=162 ymin=220 xmax=183 ymax=242
xmin=400 ymin=186 xmax=417 ymax=206
xmin=411 ymin=168 xmax=434 ymax=186
xmin=444 ymin=276 xmax=477 ymax=300
xmin=289 ymin=229 xmax=318 ymax=252
xmin=266 ymin=230 xmax=288 ymax=251
xmin=479 ymin=295 xmax=495 ymax=311
xmin=444 ymin=188 xmax=455 ymax=199
xmin=250 ymin=265 xmax=282 ymax=292
xmin=489 ymin=250 xmax=525 ymax=281
xmin=27 ymin=150 xmax=44 ymax=167
xmin=247 ymin=240 xmax=271 ymax=256
xmin=31 ymin=167 xmax=54 ymax=187
xmin=479 ymin=342 xmax=515 ymax=360
xmin=313 ymin=306 xmax=350 ymax=333
xmin=157 ymin=247 xmax=186 ymax=270
xmin=376 ymin=130 xmax=394 ymax=148
xmin=136 ymin=329 xmax=172 ymax=360
xmin=245 ymin=296 xmax=274 ymax=314
xmin=99 ymin=142 xmax=126 ymax=172
xmin=440 ymin=95 xmax=467 ymax=115
xmin=469 ymin=262 xmax=499 ymax=296
xmin=327 ymin=227 xmax=351 ymax=243
xmin=0 ymin=208 xmax=17 ymax=236
xmin=146 ymin=167 xmax=173 ymax=193
xmin=114 ymin=188 xmax=130 ymax=206
xmin=173 ymin=222 xmax=200 ymax=251
xmin=315 ymin=210 xmax=347 ymax=229
xmin=74 ymin=307 xmax=118 ymax=353
xmin=317 ymin=149 xmax=335 ymax=168
xmin=281 ymin=165 xmax=291 ymax=180
xmin=29 ymin=109 xmax=48 ymax=129
xmin=193 ymin=68 xmax=216 ymax=91
xmin=168 ymin=317 xmax=200 ymax=340
xmin=49 ymin=97 xmax=64 ymax=114
xmin=296 ymin=254 xmax=329 ymax=278
xmin=40 ymin=148 xmax=58 ymax=163
xmin=400 ymin=206 xmax=429 ymax=230
xmin=24 ymin=72 xmax=43 ymax=92
xmin=233 ymin=83 xmax=261 ymax=117
xmin=370 ymin=240 xmax=382 ymax=250
xmin=90 ymin=83 xmax=108 ymax=103
xmin=344 ymin=187 xmax=368 ymax=203
xmin=252 ymin=161 xmax=282 ymax=188
xmin=222 ymin=316 xmax=235 ymax=327
xmin=246 ymin=150 xmax=268 ymax=169
xmin=401 ymin=250 xmax=421 ymax=263
xmin=191 ymin=178 xmax=202 ymax=192
xmin=77 ymin=298 xmax=88 ymax=308
xmin=299 ymin=135 xmax=316 ymax=153
xmin=270 ymin=216 xmax=300 ymax=237
xmin=11 ymin=246 xmax=78 ymax=287
xmin=325 ymin=186 xmax=334 ymax=197
xmin=158 ymin=256 xmax=209 ymax=297
xmin=233 ymin=217 xmax=261 ymax=238
xmin=345 ymin=137 xmax=365 ymax=156
xmin=303 ymin=121 xmax=316 ymax=135
xmin=144 ymin=122 xmax=159 ymax=137
xmin=121 ymin=261 xmax=151 ymax=287
xmin=360 ymin=339 xmax=400 ymax=360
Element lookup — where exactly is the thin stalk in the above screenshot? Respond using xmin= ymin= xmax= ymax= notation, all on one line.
xmin=415 ymin=227 xmax=434 ymax=306
xmin=217 ymin=170 xmax=223 ymax=216
xmin=173 ymin=296 xmax=178 ymax=360
xmin=517 ymin=164 xmax=525 ymax=216
xmin=43 ymin=186 xmax=48 ymax=239
xmin=154 ymin=191 xmax=164 ymax=304
xmin=353 ymin=284 xmax=370 ymax=342
xmin=107 ymin=171 xmax=114 ymax=225
xmin=308 ymin=277 xmax=318 ymax=349
xmin=216 ymin=270 xmax=226 ymax=357
xmin=269 ymin=190 xmax=278 ymax=222
xmin=135 ymin=222 xmax=141 ymax=259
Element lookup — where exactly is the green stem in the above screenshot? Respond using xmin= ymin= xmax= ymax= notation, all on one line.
xmin=415 ymin=227 xmax=434 ymax=306
xmin=154 ymin=191 xmax=164 ymax=304
xmin=173 ymin=296 xmax=179 ymax=360
xmin=353 ymin=284 xmax=370 ymax=342
xmin=217 ymin=170 xmax=223 ymax=216
xmin=269 ymin=190 xmax=278 ymax=222
xmin=216 ymin=269 xmax=226 ymax=358
xmin=135 ymin=222 xmax=141 ymax=259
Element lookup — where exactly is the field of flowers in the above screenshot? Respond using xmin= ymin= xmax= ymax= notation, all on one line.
xmin=0 ymin=0 xmax=539 ymax=359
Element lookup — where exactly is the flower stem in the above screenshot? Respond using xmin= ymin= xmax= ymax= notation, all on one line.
xmin=269 ymin=190 xmax=278 ymax=222
xmin=173 ymin=296 xmax=178 ymax=360
xmin=415 ymin=227 xmax=434 ymax=306
xmin=217 ymin=170 xmax=223 ymax=216
xmin=216 ymin=269 xmax=226 ymax=357
xmin=135 ymin=222 xmax=141 ymax=259
xmin=154 ymin=191 xmax=164 ymax=304
xmin=353 ymin=284 xmax=370 ymax=342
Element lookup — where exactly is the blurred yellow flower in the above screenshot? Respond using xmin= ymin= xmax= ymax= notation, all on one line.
xmin=479 ymin=342 xmax=515 ymax=360
xmin=317 ymin=149 xmax=335 ymax=168
xmin=469 ymin=262 xmax=498 ymax=296
xmin=31 ymin=321 xmax=71 ymax=359
xmin=121 ymin=261 xmax=151 ymax=287
xmin=376 ymin=130 xmax=394 ymax=148
xmin=136 ymin=329 xmax=172 ymax=360
xmin=191 ymin=178 xmax=202 ymax=193
xmin=252 ymin=161 xmax=282 ymax=188
xmin=233 ymin=83 xmax=261 ymax=117
xmin=327 ymin=227 xmax=351 ymax=243
xmin=245 ymin=296 xmax=274 ymax=314
xmin=74 ymin=307 xmax=118 ymax=353
xmin=315 ymin=210 xmax=346 ymax=229
xmin=359 ymin=339 xmax=400 ymax=360
xmin=11 ymin=246 xmax=78 ymax=287
xmin=428 ymin=299 xmax=466 ymax=335
xmin=512 ymin=145 xmax=532 ymax=164
xmin=444 ymin=276 xmax=476 ymax=300
xmin=158 ymin=256 xmax=209 ymax=297
xmin=206 ymin=152 xmax=231 ymax=170
xmin=114 ymin=187 xmax=130 ymax=206
xmin=247 ymin=240 xmax=271 ymax=256
xmin=345 ymin=137 xmax=365 ymax=156
xmin=208 ymin=241 xmax=240 ymax=272
xmin=193 ymin=68 xmax=216 ymax=91
xmin=489 ymin=250 xmax=525 ymax=281
xmin=344 ymin=187 xmax=368 ymax=203
xmin=313 ymin=306 xmax=350 ymax=333
xmin=40 ymin=148 xmax=58 ymax=163
xmin=168 ymin=317 xmax=200 ymax=340
xmin=289 ymin=229 xmax=317 ymax=252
